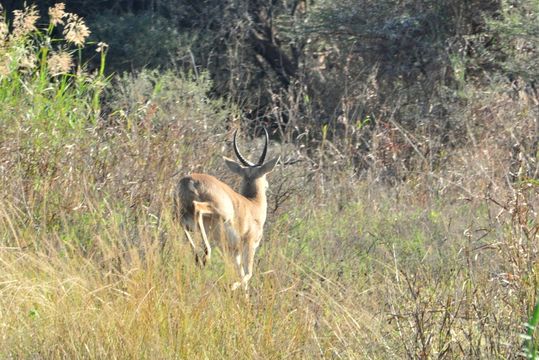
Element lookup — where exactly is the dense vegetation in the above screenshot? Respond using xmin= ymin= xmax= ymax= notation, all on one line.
xmin=0 ymin=1 xmax=537 ymax=358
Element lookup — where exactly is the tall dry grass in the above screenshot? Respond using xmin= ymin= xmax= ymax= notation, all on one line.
xmin=0 ymin=4 xmax=538 ymax=359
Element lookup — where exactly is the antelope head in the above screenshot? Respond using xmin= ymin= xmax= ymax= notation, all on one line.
xmin=223 ymin=128 xmax=279 ymax=207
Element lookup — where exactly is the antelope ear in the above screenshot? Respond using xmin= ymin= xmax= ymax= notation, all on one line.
xmin=258 ymin=156 xmax=280 ymax=175
xmin=223 ymin=156 xmax=245 ymax=175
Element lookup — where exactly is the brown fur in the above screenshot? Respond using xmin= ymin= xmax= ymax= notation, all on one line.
xmin=175 ymin=156 xmax=279 ymax=291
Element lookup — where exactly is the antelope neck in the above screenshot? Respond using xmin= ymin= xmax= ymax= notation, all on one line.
xmin=240 ymin=177 xmax=267 ymax=204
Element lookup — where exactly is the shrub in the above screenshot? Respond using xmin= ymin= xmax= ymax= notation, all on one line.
xmin=87 ymin=11 xmax=190 ymax=73
xmin=0 ymin=3 xmax=107 ymax=138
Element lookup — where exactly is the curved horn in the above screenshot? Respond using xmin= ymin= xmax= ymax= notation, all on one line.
xmin=256 ymin=127 xmax=269 ymax=166
xmin=233 ymin=130 xmax=255 ymax=167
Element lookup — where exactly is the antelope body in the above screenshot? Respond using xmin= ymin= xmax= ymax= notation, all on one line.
xmin=175 ymin=129 xmax=279 ymax=291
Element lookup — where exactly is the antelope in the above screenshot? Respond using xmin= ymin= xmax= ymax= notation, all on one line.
xmin=175 ymin=128 xmax=279 ymax=291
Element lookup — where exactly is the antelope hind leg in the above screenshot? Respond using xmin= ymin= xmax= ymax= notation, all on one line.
xmin=193 ymin=201 xmax=214 ymax=264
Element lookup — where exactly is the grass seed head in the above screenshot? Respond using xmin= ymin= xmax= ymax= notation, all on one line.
xmin=0 ymin=58 xmax=9 ymax=77
xmin=48 ymin=50 xmax=73 ymax=76
xmin=0 ymin=21 xmax=8 ymax=43
xmin=96 ymin=41 xmax=109 ymax=53
xmin=49 ymin=3 xmax=66 ymax=27
xmin=12 ymin=5 xmax=39 ymax=40
xmin=19 ymin=48 xmax=37 ymax=72
xmin=64 ymin=13 xmax=90 ymax=46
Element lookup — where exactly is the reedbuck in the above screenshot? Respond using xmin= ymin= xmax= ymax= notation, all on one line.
xmin=175 ymin=128 xmax=279 ymax=291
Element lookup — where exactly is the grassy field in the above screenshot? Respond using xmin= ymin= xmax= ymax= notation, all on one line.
xmin=1 ymin=5 xmax=538 ymax=359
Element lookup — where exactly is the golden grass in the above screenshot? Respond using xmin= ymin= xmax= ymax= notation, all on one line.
xmin=0 ymin=170 xmax=536 ymax=358
xmin=0 ymin=214 xmax=388 ymax=358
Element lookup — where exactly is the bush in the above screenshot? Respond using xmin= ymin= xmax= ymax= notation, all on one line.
xmin=87 ymin=11 xmax=191 ymax=73
xmin=0 ymin=3 xmax=106 ymax=137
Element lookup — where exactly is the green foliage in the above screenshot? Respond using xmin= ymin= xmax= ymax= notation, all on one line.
xmin=524 ymin=300 xmax=539 ymax=359
xmin=87 ymin=12 xmax=189 ymax=73
xmin=107 ymin=69 xmax=227 ymax=127
xmin=0 ymin=4 xmax=107 ymax=143
xmin=487 ymin=0 xmax=539 ymax=82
